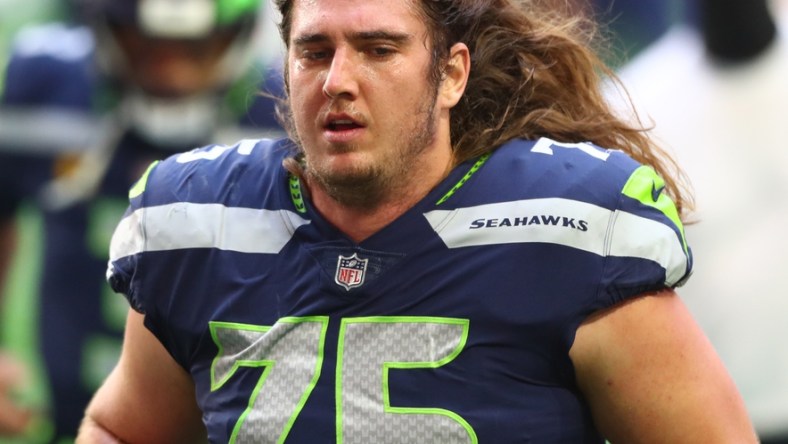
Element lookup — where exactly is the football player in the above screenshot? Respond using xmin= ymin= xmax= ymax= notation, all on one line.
xmin=80 ymin=0 xmax=756 ymax=442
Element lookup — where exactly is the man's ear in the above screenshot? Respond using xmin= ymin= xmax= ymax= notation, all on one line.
xmin=439 ymin=42 xmax=470 ymax=109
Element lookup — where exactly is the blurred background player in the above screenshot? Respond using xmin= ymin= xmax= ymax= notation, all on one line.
xmin=615 ymin=0 xmax=788 ymax=441
xmin=0 ymin=0 xmax=284 ymax=441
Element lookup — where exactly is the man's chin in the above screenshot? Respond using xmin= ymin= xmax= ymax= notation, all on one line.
xmin=308 ymin=167 xmax=388 ymax=208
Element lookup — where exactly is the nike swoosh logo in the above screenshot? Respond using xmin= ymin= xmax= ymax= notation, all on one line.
xmin=651 ymin=181 xmax=665 ymax=202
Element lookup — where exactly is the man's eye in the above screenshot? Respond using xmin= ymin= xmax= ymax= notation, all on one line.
xmin=302 ymin=50 xmax=330 ymax=61
xmin=370 ymin=47 xmax=393 ymax=57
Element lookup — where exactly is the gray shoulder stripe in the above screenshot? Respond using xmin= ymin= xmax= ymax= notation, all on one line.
xmin=424 ymin=198 xmax=688 ymax=286
xmin=109 ymin=203 xmax=311 ymax=261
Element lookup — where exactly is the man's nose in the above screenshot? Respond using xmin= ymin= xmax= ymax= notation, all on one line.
xmin=322 ymin=48 xmax=359 ymax=99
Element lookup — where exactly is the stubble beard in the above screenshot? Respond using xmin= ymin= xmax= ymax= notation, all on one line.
xmin=304 ymin=95 xmax=439 ymax=211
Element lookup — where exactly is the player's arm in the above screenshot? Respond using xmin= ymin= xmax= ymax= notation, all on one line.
xmin=0 ymin=349 xmax=32 ymax=435
xmin=569 ymin=289 xmax=757 ymax=443
xmin=0 ymin=211 xmax=34 ymax=436
xmin=77 ymin=310 xmax=207 ymax=444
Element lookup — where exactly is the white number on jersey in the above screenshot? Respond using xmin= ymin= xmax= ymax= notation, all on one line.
xmin=531 ymin=136 xmax=611 ymax=161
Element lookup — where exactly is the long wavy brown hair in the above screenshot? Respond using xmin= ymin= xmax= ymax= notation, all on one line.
xmin=273 ymin=0 xmax=693 ymax=219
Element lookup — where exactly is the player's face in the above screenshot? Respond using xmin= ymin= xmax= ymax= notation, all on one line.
xmin=111 ymin=24 xmax=238 ymax=98
xmin=286 ymin=0 xmax=445 ymax=207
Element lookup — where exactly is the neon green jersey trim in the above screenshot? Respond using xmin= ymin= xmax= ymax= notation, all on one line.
xmin=436 ymin=153 xmax=491 ymax=206
xmin=289 ymin=174 xmax=307 ymax=213
xmin=288 ymin=152 xmax=490 ymax=211
xmin=128 ymin=160 xmax=160 ymax=199
xmin=621 ymin=165 xmax=688 ymax=253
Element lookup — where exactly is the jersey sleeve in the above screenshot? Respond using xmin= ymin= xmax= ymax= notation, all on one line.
xmin=105 ymin=152 xmax=205 ymax=366
xmin=105 ymin=155 xmax=203 ymax=366
xmin=105 ymin=138 xmax=290 ymax=366
xmin=105 ymin=160 xmax=158 ymax=314
xmin=598 ymin=156 xmax=692 ymax=305
xmin=105 ymin=149 xmax=213 ymax=315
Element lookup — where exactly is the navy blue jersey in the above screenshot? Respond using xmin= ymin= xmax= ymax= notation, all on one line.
xmin=108 ymin=137 xmax=691 ymax=443
xmin=0 ymin=23 xmax=283 ymax=442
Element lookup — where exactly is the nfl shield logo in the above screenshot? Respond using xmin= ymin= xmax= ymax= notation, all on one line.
xmin=335 ymin=253 xmax=368 ymax=291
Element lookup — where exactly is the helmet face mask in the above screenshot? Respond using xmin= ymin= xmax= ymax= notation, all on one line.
xmin=108 ymin=22 xmax=242 ymax=97
xmin=81 ymin=0 xmax=263 ymax=98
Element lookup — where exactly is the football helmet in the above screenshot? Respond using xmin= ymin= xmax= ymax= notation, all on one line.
xmin=74 ymin=0 xmax=265 ymax=143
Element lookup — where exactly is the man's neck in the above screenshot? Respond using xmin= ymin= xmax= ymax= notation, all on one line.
xmin=306 ymin=152 xmax=453 ymax=244
xmin=310 ymin=192 xmax=416 ymax=243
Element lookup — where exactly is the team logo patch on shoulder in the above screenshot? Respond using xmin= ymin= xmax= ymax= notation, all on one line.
xmin=335 ymin=253 xmax=368 ymax=291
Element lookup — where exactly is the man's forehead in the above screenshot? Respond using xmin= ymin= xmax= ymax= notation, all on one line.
xmin=289 ymin=0 xmax=425 ymax=38
xmin=289 ymin=0 xmax=421 ymax=18
xmin=291 ymin=0 xmax=419 ymax=6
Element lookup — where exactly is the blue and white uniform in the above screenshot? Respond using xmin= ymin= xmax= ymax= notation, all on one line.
xmin=108 ymin=136 xmax=691 ymax=443
xmin=0 ymin=23 xmax=283 ymax=442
